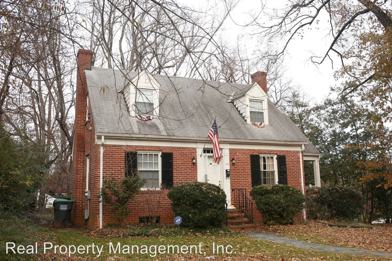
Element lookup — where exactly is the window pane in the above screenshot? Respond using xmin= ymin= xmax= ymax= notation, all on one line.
xmin=249 ymin=99 xmax=263 ymax=111
xmin=261 ymin=156 xmax=274 ymax=171
xmin=136 ymin=102 xmax=154 ymax=115
xmin=139 ymin=170 xmax=159 ymax=188
xmin=250 ymin=111 xmax=264 ymax=123
xmin=137 ymin=153 xmax=159 ymax=171
xmin=136 ymin=89 xmax=154 ymax=103
xmin=261 ymin=171 xmax=275 ymax=185
xmin=266 ymin=156 xmax=274 ymax=170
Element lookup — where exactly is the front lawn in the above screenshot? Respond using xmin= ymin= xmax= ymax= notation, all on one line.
xmin=259 ymin=220 xmax=392 ymax=253
xmin=0 ymin=213 xmax=389 ymax=260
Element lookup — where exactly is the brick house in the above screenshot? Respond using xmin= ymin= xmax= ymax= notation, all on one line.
xmin=72 ymin=49 xmax=321 ymax=229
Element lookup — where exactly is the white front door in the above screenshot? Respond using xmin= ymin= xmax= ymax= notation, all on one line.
xmin=197 ymin=147 xmax=232 ymax=208
xmin=204 ymin=154 xmax=221 ymax=187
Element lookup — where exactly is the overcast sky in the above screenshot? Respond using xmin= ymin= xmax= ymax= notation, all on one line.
xmin=181 ymin=0 xmax=337 ymax=103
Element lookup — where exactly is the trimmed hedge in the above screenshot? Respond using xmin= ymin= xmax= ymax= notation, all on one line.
xmin=251 ymin=185 xmax=305 ymax=225
xmin=305 ymin=187 xmax=321 ymax=220
xmin=309 ymin=186 xmax=362 ymax=220
xmin=168 ymin=182 xmax=226 ymax=228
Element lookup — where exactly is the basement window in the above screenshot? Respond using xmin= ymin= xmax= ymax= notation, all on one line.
xmin=139 ymin=216 xmax=160 ymax=225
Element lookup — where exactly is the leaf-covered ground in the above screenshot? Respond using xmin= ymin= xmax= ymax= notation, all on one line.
xmin=1 ymin=213 xmax=390 ymax=260
xmin=258 ymin=220 xmax=392 ymax=253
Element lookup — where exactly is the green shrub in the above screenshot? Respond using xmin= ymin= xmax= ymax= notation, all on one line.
xmin=102 ymin=175 xmax=144 ymax=224
xmin=316 ymin=186 xmax=362 ymax=220
xmin=168 ymin=182 xmax=226 ymax=228
xmin=0 ymin=126 xmax=47 ymax=213
xmin=305 ymin=187 xmax=322 ymax=219
xmin=251 ymin=185 xmax=305 ymax=225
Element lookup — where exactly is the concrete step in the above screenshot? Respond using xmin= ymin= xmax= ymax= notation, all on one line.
xmin=227 ymin=209 xmax=243 ymax=215
xmin=227 ymin=217 xmax=251 ymax=225
xmin=228 ymin=223 xmax=257 ymax=231
xmin=227 ymin=212 xmax=245 ymax=219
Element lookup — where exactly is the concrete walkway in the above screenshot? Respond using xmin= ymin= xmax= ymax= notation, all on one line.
xmin=249 ymin=232 xmax=392 ymax=258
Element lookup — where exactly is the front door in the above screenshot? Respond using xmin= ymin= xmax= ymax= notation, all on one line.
xmin=197 ymin=147 xmax=232 ymax=208
xmin=204 ymin=154 xmax=222 ymax=187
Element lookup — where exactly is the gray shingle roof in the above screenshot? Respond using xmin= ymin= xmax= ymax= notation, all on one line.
xmin=85 ymin=67 xmax=319 ymax=154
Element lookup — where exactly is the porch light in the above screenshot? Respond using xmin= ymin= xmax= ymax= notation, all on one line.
xmin=231 ymin=158 xmax=236 ymax=165
xmin=192 ymin=157 xmax=196 ymax=165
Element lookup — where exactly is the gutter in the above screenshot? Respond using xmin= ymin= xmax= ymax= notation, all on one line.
xmin=299 ymin=144 xmax=307 ymax=221
xmin=95 ymin=133 xmax=308 ymax=147
xmin=99 ymin=136 xmax=104 ymax=229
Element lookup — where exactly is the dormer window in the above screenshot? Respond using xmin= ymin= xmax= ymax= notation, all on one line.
xmin=249 ymin=99 xmax=264 ymax=124
xmin=136 ymin=89 xmax=155 ymax=115
xmin=125 ymin=71 xmax=160 ymax=118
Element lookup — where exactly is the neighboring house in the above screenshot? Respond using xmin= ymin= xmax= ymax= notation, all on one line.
xmin=72 ymin=49 xmax=321 ymax=229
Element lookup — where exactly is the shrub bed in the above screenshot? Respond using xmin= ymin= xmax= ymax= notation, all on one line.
xmin=168 ymin=182 xmax=226 ymax=228
xmin=315 ymin=186 xmax=362 ymax=220
xmin=251 ymin=185 xmax=305 ymax=225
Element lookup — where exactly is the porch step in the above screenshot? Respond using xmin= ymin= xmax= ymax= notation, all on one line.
xmin=229 ymin=223 xmax=257 ymax=231
xmin=227 ymin=211 xmax=245 ymax=219
xmin=227 ymin=217 xmax=250 ymax=225
xmin=226 ymin=209 xmax=255 ymax=230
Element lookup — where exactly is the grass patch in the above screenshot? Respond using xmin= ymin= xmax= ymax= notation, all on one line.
xmin=0 ymin=213 xmax=388 ymax=260
xmin=0 ymin=212 xmax=54 ymax=260
xmin=258 ymin=221 xmax=392 ymax=253
xmin=50 ymin=228 xmax=382 ymax=260
xmin=97 ymin=225 xmax=232 ymax=237
xmin=317 ymin=220 xmax=373 ymax=228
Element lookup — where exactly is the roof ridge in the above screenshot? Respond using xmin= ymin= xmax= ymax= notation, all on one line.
xmin=89 ymin=66 xmax=252 ymax=89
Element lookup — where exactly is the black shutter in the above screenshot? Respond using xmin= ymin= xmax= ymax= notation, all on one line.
xmin=277 ymin=155 xmax=288 ymax=185
xmin=250 ymin=155 xmax=261 ymax=187
xmin=125 ymin=152 xmax=138 ymax=177
xmin=161 ymin=152 xmax=173 ymax=188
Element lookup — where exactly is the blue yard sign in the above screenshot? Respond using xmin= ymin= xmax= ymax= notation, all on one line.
xmin=174 ymin=216 xmax=182 ymax=226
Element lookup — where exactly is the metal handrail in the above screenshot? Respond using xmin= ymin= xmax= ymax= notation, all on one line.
xmin=231 ymin=188 xmax=254 ymax=223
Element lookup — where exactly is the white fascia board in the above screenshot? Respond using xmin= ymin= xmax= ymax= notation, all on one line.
xmin=304 ymin=155 xmax=320 ymax=160
xmin=96 ymin=134 xmax=304 ymax=151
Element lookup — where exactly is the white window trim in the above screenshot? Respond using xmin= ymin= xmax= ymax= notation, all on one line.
xmin=249 ymin=99 xmax=264 ymax=122
xmin=137 ymin=151 xmax=162 ymax=191
xmin=259 ymin=154 xmax=278 ymax=185
xmin=128 ymin=71 xmax=161 ymax=118
xmin=246 ymin=97 xmax=269 ymax=125
xmin=135 ymin=88 xmax=156 ymax=116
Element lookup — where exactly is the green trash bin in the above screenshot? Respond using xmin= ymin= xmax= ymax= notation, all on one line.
xmin=53 ymin=198 xmax=74 ymax=226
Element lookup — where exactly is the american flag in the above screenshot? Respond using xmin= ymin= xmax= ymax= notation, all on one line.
xmin=208 ymin=119 xmax=222 ymax=163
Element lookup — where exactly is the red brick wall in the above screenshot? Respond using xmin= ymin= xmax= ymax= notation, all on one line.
xmin=75 ymin=141 xmax=305 ymax=228
xmin=71 ymin=49 xmax=93 ymax=227
xmin=95 ymin=145 xmax=197 ymax=227
xmin=229 ymin=148 xmax=304 ymax=224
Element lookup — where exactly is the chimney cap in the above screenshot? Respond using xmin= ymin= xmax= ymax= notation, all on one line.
xmin=77 ymin=49 xmax=94 ymax=57
xmin=250 ymin=71 xmax=268 ymax=93
xmin=251 ymin=71 xmax=267 ymax=77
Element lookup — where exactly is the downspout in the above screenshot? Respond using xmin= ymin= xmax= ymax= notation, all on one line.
xmin=99 ymin=136 xmax=104 ymax=229
xmin=84 ymin=157 xmax=90 ymax=221
xmin=299 ymin=144 xmax=307 ymax=221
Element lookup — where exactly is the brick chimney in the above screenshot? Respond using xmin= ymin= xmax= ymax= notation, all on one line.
xmin=251 ymin=71 xmax=268 ymax=93
xmin=72 ymin=49 xmax=93 ymax=226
